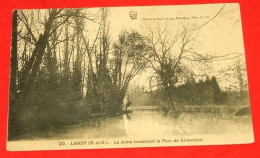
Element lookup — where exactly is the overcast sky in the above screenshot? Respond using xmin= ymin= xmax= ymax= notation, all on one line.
xmin=89 ymin=3 xmax=246 ymax=90
xmin=28 ymin=3 xmax=246 ymax=91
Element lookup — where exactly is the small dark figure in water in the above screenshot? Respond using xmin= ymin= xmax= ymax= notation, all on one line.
xmin=235 ymin=106 xmax=251 ymax=116
xmin=126 ymin=101 xmax=132 ymax=110
xmin=126 ymin=114 xmax=132 ymax=121
xmin=162 ymin=105 xmax=170 ymax=115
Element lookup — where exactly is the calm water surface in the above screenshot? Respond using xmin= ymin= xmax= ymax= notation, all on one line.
xmin=23 ymin=111 xmax=253 ymax=140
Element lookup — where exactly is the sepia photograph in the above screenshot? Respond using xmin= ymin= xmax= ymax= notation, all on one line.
xmin=7 ymin=3 xmax=254 ymax=151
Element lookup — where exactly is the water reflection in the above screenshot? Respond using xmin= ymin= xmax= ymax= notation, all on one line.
xmin=123 ymin=114 xmax=131 ymax=135
xmin=21 ymin=111 xmax=253 ymax=140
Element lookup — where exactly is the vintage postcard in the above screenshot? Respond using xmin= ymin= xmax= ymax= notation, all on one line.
xmin=7 ymin=3 xmax=254 ymax=151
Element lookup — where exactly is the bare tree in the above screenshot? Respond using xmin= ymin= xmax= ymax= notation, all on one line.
xmin=17 ymin=9 xmax=77 ymax=95
xmin=144 ymin=23 xmax=200 ymax=112
xmin=83 ymin=9 xmax=149 ymax=114
xmin=111 ymin=30 xmax=150 ymax=112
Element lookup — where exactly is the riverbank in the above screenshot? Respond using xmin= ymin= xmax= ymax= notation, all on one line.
xmin=9 ymin=105 xmax=133 ymax=141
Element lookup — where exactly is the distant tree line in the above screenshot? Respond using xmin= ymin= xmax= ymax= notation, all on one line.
xmin=129 ymin=76 xmax=249 ymax=107
xmin=173 ymin=76 xmax=224 ymax=105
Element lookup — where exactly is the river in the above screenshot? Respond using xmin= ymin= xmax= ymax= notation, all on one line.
xmin=21 ymin=110 xmax=253 ymax=140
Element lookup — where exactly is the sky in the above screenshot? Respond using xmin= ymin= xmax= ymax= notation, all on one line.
xmin=20 ymin=3 xmax=247 ymax=91
xmin=94 ymin=3 xmax=247 ymax=90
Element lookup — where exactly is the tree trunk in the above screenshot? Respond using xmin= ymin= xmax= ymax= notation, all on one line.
xmin=9 ymin=10 xmax=18 ymax=102
xmin=8 ymin=10 xmax=19 ymax=140
xmin=19 ymin=9 xmax=57 ymax=94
